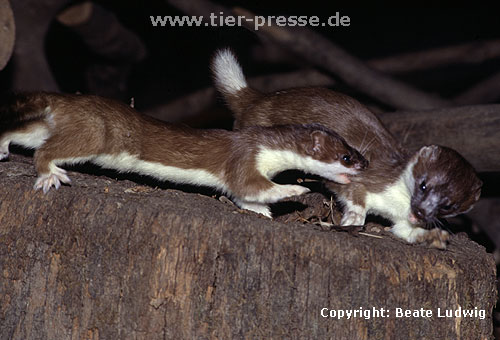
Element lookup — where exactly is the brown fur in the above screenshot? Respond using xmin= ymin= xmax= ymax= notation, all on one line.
xmin=410 ymin=145 xmax=482 ymax=222
xmin=215 ymin=80 xmax=481 ymax=224
xmin=227 ymin=87 xmax=409 ymax=193
xmin=0 ymin=92 xmax=367 ymax=201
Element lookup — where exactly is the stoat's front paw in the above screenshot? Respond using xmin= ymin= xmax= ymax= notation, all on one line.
xmin=392 ymin=224 xmax=450 ymax=249
xmin=34 ymin=167 xmax=71 ymax=193
xmin=341 ymin=211 xmax=365 ymax=226
xmin=279 ymin=184 xmax=310 ymax=198
xmin=341 ymin=203 xmax=366 ymax=226
xmin=415 ymin=228 xmax=450 ymax=250
xmin=0 ymin=149 xmax=9 ymax=160
xmin=237 ymin=201 xmax=272 ymax=218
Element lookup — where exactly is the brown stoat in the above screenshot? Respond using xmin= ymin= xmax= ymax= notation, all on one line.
xmin=0 ymin=92 xmax=368 ymax=218
xmin=211 ymin=49 xmax=482 ymax=247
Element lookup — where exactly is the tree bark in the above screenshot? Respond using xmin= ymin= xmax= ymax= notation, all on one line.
xmin=0 ymin=155 xmax=496 ymax=339
xmin=145 ymin=69 xmax=333 ymax=122
xmin=252 ymin=38 xmax=500 ymax=74
xmin=379 ymin=104 xmax=500 ymax=172
xmin=454 ymin=71 xmax=500 ymax=105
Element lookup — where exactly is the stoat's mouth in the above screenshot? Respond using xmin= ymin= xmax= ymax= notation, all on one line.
xmin=408 ymin=213 xmax=421 ymax=225
xmin=408 ymin=212 xmax=433 ymax=227
xmin=336 ymin=173 xmax=351 ymax=184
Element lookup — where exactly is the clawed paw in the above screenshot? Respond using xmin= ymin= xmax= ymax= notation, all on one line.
xmin=341 ymin=211 xmax=365 ymax=226
xmin=0 ymin=150 xmax=8 ymax=161
xmin=415 ymin=228 xmax=450 ymax=249
xmin=281 ymin=185 xmax=310 ymax=198
xmin=34 ymin=167 xmax=71 ymax=193
xmin=237 ymin=201 xmax=272 ymax=218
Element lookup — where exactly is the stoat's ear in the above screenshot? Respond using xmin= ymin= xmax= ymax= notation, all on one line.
xmin=307 ymin=130 xmax=328 ymax=156
xmin=417 ymin=145 xmax=440 ymax=161
xmin=474 ymin=179 xmax=483 ymax=202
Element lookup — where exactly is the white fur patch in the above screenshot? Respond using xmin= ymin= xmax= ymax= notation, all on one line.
xmin=34 ymin=164 xmax=71 ymax=193
xmin=46 ymin=152 xmax=229 ymax=195
xmin=0 ymin=141 xmax=9 ymax=160
xmin=2 ymin=123 xmax=51 ymax=151
xmin=364 ymin=159 xmax=416 ymax=224
xmin=243 ymin=184 xmax=309 ymax=203
xmin=48 ymin=152 xmax=282 ymax=217
xmin=360 ymin=158 xmax=428 ymax=243
xmin=391 ymin=223 xmax=428 ymax=243
xmin=341 ymin=201 xmax=366 ymax=225
xmin=255 ymin=147 xmax=355 ymax=184
xmin=212 ymin=49 xmax=248 ymax=94
xmin=58 ymin=152 xmax=229 ymax=191
xmin=234 ymin=200 xmax=272 ymax=218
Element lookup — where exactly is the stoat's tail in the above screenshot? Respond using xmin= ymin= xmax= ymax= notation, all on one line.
xmin=211 ymin=49 xmax=263 ymax=124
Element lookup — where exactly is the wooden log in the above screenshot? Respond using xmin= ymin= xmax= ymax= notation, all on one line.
xmin=368 ymin=39 xmax=500 ymax=74
xmin=0 ymin=155 xmax=496 ymax=339
xmin=466 ymin=198 xmax=500 ymax=249
xmin=146 ymin=69 xmax=333 ymax=122
xmin=0 ymin=0 xmax=15 ymax=70
xmin=147 ymin=36 xmax=500 ymax=121
xmin=454 ymin=71 xmax=500 ymax=105
xmin=253 ymin=39 xmax=500 ymax=74
xmin=165 ymin=0 xmax=449 ymax=110
xmin=232 ymin=6 xmax=450 ymax=110
xmin=9 ymin=0 xmax=70 ymax=91
xmin=380 ymin=104 xmax=500 ymax=172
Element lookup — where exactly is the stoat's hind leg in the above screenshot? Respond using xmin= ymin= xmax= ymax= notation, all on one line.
xmin=33 ymin=138 xmax=94 ymax=193
xmin=34 ymin=143 xmax=71 ymax=193
xmin=34 ymin=163 xmax=71 ymax=193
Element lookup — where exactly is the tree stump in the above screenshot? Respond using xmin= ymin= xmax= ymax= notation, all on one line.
xmin=0 ymin=155 xmax=496 ymax=339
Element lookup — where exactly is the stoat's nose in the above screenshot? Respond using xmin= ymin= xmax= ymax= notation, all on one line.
xmin=414 ymin=208 xmax=425 ymax=220
xmin=355 ymin=158 xmax=369 ymax=170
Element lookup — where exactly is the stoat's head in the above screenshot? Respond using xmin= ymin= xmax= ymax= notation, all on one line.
xmin=303 ymin=124 xmax=369 ymax=184
xmin=408 ymin=145 xmax=482 ymax=225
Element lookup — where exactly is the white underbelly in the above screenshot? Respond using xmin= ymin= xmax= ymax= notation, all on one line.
xmin=365 ymin=180 xmax=412 ymax=221
xmin=54 ymin=151 xmax=228 ymax=191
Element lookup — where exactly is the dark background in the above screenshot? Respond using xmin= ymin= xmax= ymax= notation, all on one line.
xmin=4 ymin=3 xmax=499 ymax=115
xmin=2 ymin=1 xmax=500 ymax=336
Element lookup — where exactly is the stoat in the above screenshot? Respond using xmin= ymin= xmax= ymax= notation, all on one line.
xmin=211 ymin=49 xmax=482 ymax=247
xmin=0 ymin=92 xmax=368 ymax=218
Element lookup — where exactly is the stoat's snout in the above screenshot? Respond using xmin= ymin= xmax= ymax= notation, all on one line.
xmin=340 ymin=150 xmax=369 ymax=171
xmin=409 ymin=145 xmax=483 ymax=226
xmin=334 ymin=143 xmax=369 ymax=184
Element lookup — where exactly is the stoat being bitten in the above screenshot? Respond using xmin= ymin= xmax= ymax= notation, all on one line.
xmin=0 ymin=92 xmax=368 ymax=217
xmin=212 ymin=49 xmax=482 ymax=247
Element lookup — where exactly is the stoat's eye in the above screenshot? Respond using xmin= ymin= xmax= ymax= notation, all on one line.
xmin=442 ymin=204 xmax=452 ymax=211
xmin=342 ymin=154 xmax=351 ymax=164
xmin=420 ymin=181 xmax=427 ymax=192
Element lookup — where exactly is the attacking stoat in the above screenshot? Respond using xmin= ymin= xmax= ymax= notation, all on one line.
xmin=211 ymin=49 xmax=482 ymax=247
xmin=0 ymin=92 xmax=368 ymax=218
